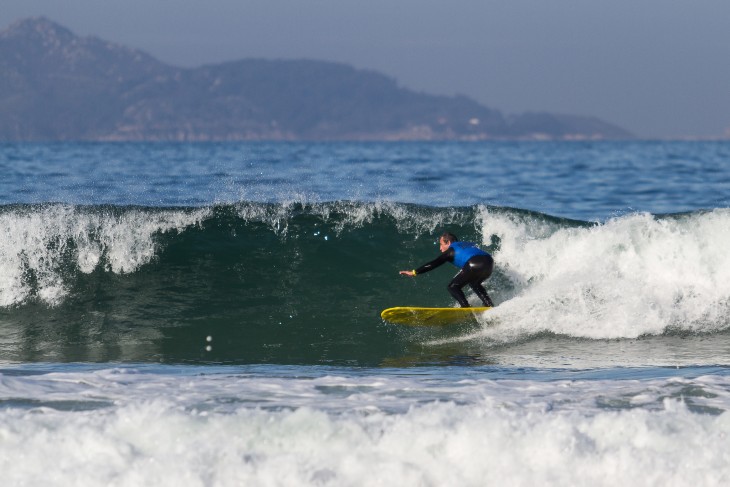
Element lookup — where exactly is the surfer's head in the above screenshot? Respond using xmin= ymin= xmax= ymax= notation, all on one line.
xmin=439 ymin=232 xmax=458 ymax=252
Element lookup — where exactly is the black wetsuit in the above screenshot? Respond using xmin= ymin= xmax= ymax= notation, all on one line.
xmin=414 ymin=244 xmax=495 ymax=308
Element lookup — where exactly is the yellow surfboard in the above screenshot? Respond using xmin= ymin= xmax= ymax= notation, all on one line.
xmin=380 ymin=306 xmax=492 ymax=326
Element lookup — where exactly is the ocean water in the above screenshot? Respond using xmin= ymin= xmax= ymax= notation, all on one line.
xmin=1 ymin=141 xmax=730 ymax=485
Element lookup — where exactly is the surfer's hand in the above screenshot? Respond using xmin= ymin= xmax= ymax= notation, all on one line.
xmin=399 ymin=270 xmax=416 ymax=277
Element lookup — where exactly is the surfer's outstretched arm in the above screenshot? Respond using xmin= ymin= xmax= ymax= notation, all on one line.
xmin=399 ymin=248 xmax=455 ymax=277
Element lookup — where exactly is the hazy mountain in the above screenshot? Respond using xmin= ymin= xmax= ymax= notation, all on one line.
xmin=0 ymin=17 xmax=633 ymax=141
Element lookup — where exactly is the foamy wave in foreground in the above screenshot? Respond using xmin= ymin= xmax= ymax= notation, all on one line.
xmin=479 ymin=208 xmax=730 ymax=340
xmin=1 ymin=367 xmax=730 ymax=487
xmin=4 ymin=399 xmax=729 ymax=486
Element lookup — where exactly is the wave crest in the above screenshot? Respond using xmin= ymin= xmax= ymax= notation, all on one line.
xmin=0 ymin=204 xmax=210 ymax=306
xmin=478 ymin=208 xmax=730 ymax=340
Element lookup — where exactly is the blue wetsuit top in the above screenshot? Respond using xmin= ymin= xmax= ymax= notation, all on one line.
xmin=413 ymin=241 xmax=490 ymax=275
xmin=449 ymin=241 xmax=489 ymax=268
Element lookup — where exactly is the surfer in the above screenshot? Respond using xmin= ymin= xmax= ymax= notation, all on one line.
xmin=400 ymin=232 xmax=495 ymax=308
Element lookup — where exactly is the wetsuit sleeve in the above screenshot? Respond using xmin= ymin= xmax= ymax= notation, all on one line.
xmin=414 ymin=247 xmax=455 ymax=275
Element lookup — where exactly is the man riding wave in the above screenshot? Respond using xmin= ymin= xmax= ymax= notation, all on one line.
xmin=400 ymin=232 xmax=494 ymax=308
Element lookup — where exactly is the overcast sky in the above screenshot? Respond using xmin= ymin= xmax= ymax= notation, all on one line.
xmin=3 ymin=0 xmax=730 ymax=138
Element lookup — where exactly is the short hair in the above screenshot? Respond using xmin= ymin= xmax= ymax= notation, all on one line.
xmin=440 ymin=232 xmax=459 ymax=244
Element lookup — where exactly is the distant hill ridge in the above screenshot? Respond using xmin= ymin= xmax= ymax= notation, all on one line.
xmin=0 ymin=17 xmax=633 ymax=141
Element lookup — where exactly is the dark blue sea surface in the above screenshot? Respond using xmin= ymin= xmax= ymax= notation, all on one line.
xmin=2 ymin=141 xmax=728 ymax=219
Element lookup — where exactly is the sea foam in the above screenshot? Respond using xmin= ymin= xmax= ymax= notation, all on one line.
xmin=1 ymin=367 xmax=730 ymax=487
xmin=0 ymin=205 xmax=210 ymax=306
xmin=479 ymin=208 xmax=730 ymax=340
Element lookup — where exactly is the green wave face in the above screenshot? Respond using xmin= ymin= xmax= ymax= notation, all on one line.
xmin=2 ymin=202 xmax=728 ymax=366
xmin=0 ymin=202 xmax=512 ymax=364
